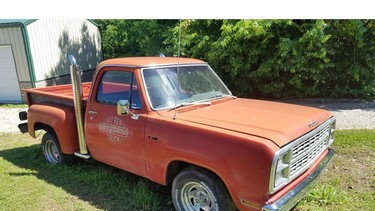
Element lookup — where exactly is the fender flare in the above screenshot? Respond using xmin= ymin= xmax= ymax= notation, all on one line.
xmin=28 ymin=104 xmax=80 ymax=154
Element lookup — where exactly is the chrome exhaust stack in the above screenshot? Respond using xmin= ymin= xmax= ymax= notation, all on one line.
xmin=68 ymin=55 xmax=89 ymax=157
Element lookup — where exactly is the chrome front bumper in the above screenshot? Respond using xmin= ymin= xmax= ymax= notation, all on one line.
xmin=263 ymin=149 xmax=335 ymax=211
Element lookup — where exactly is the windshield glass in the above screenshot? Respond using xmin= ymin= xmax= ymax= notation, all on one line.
xmin=142 ymin=65 xmax=232 ymax=110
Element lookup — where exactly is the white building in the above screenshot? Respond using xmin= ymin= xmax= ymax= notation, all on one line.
xmin=0 ymin=19 xmax=102 ymax=103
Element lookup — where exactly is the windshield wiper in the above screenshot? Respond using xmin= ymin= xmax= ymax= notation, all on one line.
xmin=167 ymin=102 xmax=211 ymax=112
xmin=208 ymin=93 xmax=236 ymax=100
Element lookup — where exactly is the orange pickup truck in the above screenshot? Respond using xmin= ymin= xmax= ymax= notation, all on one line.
xmin=19 ymin=56 xmax=336 ymax=211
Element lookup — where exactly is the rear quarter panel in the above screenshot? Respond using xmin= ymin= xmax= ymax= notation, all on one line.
xmin=28 ymin=104 xmax=79 ymax=154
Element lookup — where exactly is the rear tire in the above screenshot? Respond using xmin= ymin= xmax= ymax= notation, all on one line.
xmin=172 ymin=166 xmax=236 ymax=211
xmin=41 ymin=132 xmax=74 ymax=164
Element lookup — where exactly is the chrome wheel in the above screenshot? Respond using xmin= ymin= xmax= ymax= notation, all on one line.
xmin=43 ymin=138 xmax=60 ymax=164
xmin=172 ymin=167 xmax=236 ymax=211
xmin=180 ymin=181 xmax=216 ymax=211
xmin=41 ymin=132 xmax=74 ymax=165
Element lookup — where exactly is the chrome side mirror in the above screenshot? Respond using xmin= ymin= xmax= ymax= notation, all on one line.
xmin=117 ymin=100 xmax=130 ymax=116
xmin=117 ymin=100 xmax=139 ymax=120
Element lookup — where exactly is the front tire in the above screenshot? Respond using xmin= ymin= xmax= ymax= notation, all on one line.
xmin=172 ymin=166 xmax=236 ymax=211
xmin=41 ymin=132 xmax=73 ymax=164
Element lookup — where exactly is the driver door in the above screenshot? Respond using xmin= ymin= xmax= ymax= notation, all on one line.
xmin=85 ymin=67 xmax=147 ymax=177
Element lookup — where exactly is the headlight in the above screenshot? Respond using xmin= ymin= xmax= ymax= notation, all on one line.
xmin=273 ymin=150 xmax=292 ymax=191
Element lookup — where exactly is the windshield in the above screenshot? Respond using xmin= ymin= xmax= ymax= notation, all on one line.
xmin=142 ymin=65 xmax=232 ymax=110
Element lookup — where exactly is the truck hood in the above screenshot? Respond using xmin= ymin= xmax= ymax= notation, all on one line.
xmin=174 ymin=98 xmax=333 ymax=147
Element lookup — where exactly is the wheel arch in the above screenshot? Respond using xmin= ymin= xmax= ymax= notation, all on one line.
xmin=165 ymin=160 xmax=231 ymax=194
xmin=28 ymin=104 xmax=80 ymax=154
xmin=34 ymin=122 xmax=56 ymax=135
xmin=166 ymin=160 xmax=191 ymax=185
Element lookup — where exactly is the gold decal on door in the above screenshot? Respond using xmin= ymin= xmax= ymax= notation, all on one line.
xmin=99 ymin=117 xmax=129 ymax=143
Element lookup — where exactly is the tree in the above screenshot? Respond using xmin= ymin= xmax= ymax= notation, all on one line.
xmin=96 ymin=19 xmax=375 ymax=99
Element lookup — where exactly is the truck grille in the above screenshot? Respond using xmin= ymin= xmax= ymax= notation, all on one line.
xmin=269 ymin=117 xmax=335 ymax=193
xmin=290 ymin=124 xmax=331 ymax=177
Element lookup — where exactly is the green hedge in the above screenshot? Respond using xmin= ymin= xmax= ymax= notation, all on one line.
xmin=96 ymin=20 xmax=375 ymax=99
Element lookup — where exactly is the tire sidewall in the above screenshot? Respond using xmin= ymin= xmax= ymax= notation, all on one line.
xmin=42 ymin=132 xmax=63 ymax=164
xmin=172 ymin=167 xmax=231 ymax=211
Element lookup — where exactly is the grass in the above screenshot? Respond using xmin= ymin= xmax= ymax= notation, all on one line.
xmin=0 ymin=133 xmax=173 ymax=211
xmin=0 ymin=103 xmax=28 ymax=109
xmin=0 ymin=130 xmax=374 ymax=210
xmin=295 ymin=130 xmax=375 ymax=211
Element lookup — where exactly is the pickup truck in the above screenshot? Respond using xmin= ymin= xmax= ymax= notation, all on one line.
xmin=19 ymin=56 xmax=336 ymax=211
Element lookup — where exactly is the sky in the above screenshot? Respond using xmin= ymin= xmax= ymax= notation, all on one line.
xmin=2 ymin=0 xmax=375 ymax=19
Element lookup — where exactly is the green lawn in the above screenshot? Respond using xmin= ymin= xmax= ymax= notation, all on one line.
xmin=0 ymin=133 xmax=172 ymax=211
xmin=0 ymin=130 xmax=374 ymax=210
xmin=296 ymin=130 xmax=375 ymax=211
xmin=0 ymin=104 xmax=27 ymax=109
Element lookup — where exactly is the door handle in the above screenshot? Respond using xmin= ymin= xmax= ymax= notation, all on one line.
xmin=88 ymin=110 xmax=98 ymax=119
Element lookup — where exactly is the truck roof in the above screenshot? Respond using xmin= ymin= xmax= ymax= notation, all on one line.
xmin=97 ymin=57 xmax=205 ymax=68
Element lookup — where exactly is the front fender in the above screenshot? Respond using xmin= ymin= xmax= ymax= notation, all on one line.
xmin=28 ymin=104 xmax=79 ymax=154
xmin=145 ymin=116 xmax=278 ymax=210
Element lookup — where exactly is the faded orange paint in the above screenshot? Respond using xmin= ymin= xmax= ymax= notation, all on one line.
xmin=24 ymin=57 xmax=334 ymax=210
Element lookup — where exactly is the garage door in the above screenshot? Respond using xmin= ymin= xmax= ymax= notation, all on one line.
xmin=0 ymin=45 xmax=22 ymax=103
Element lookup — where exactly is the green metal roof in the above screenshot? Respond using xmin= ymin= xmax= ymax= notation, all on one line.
xmin=0 ymin=19 xmax=36 ymax=27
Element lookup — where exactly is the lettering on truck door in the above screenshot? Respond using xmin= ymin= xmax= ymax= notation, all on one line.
xmin=85 ymin=68 xmax=147 ymax=177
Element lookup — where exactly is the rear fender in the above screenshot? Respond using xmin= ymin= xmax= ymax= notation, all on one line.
xmin=28 ymin=104 xmax=80 ymax=154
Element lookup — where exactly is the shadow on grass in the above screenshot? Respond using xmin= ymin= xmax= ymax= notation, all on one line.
xmin=0 ymin=144 xmax=174 ymax=211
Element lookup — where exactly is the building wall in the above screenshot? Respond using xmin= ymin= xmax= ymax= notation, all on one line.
xmin=26 ymin=19 xmax=102 ymax=86
xmin=35 ymin=69 xmax=95 ymax=88
xmin=19 ymin=81 xmax=33 ymax=101
xmin=0 ymin=27 xmax=33 ymax=102
xmin=0 ymin=27 xmax=32 ymax=83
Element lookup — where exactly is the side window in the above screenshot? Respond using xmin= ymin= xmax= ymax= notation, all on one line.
xmin=96 ymin=71 xmax=142 ymax=109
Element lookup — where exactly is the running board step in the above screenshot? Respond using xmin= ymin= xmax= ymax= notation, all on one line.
xmin=74 ymin=152 xmax=91 ymax=159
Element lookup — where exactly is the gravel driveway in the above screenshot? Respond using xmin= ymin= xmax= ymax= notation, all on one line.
xmin=282 ymin=99 xmax=375 ymax=130
xmin=0 ymin=108 xmax=28 ymax=133
xmin=1 ymin=99 xmax=374 ymax=133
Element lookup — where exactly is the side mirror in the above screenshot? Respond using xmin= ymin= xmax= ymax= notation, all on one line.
xmin=117 ymin=100 xmax=130 ymax=116
xmin=117 ymin=100 xmax=139 ymax=120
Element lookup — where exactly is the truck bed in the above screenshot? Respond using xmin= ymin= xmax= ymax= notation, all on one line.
xmin=25 ymin=82 xmax=92 ymax=106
